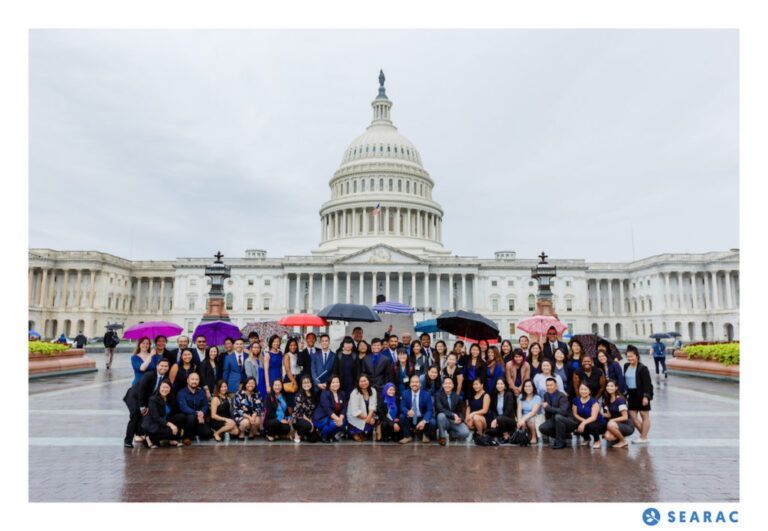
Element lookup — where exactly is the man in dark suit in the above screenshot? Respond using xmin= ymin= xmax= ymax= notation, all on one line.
xmin=311 ymin=333 xmax=336 ymax=391
xmin=383 ymin=334 xmax=400 ymax=365
xmin=538 ymin=377 xmax=578 ymax=449
xmin=398 ymin=374 xmax=436 ymax=444
xmin=542 ymin=326 xmax=569 ymax=363
xmin=123 ymin=358 xmax=170 ymax=447
xmin=434 ymin=377 xmax=470 ymax=445
xmin=164 ymin=335 xmax=197 ymax=365
xmin=360 ymin=337 xmax=392 ymax=393
xmin=191 ymin=335 xmax=209 ymax=365
xmin=298 ymin=332 xmax=317 ymax=380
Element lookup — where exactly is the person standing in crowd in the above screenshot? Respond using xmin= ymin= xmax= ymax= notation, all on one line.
xmin=222 ymin=339 xmax=247 ymax=398
xmin=505 ymin=349 xmax=531 ymax=397
xmin=568 ymin=338 xmax=586 ymax=368
xmin=314 ymin=375 xmax=347 ymax=443
xmin=141 ymin=380 xmax=179 ymax=448
xmin=311 ymin=334 xmax=336 ymax=391
xmin=222 ymin=337 xmax=235 ymax=358
xmin=130 ymin=337 xmax=161 ymax=386
xmin=441 ymin=352 xmax=464 ymax=400
xmin=624 ymin=345 xmax=653 ymax=443
xmin=451 ymin=340 xmax=466 ymax=360
xmin=538 ymin=377 xmax=577 ymax=449
xmin=543 ymin=326 xmax=569 ymax=362
xmin=465 ymin=378 xmax=490 ymax=437
xmin=378 ymin=382 xmax=401 ymax=442
xmin=484 ymin=346 xmax=506 ymax=394
xmin=572 ymin=382 xmax=606 ymax=449
xmin=123 ymin=358 xmax=170 ymax=448
xmin=192 ymin=335 xmax=209 ymax=365
xmin=356 ymin=340 xmax=370 ymax=373
xmin=398 ymin=374 xmax=435 ymax=444
xmin=461 ymin=343 xmax=486 ymax=402
xmin=420 ymin=333 xmax=434 ymax=365
xmin=533 ymin=359 xmax=565 ymax=397
xmin=573 ymin=355 xmax=606 ymax=400
xmin=433 ymin=340 xmax=448 ymax=369
xmin=477 ymin=339 xmax=490 ymax=361
xmin=168 ymin=349 xmax=198 ymax=395
xmin=360 ymin=337 xmax=392 ymax=393
xmin=500 ymin=339 xmax=514 ymax=365
xmin=166 ymin=335 xmax=192 ymax=365
xmin=384 ymin=334 xmax=400 ymax=365
xmin=247 ymin=331 xmax=260 ymax=348
xmin=173 ymin=372 xmax=212 ymax=444
xmin=410 ymin=340 xmax=430 ymax=378
xmin=263 ymin=379 xmax=291 ymax=441
xmin=103 ymin=327 xmax=120 ymax=370
xmin=74 ymin=331 xmax=87 ymax=349
xmin=516 ymin=379 xmax=541 ymax=445
xmin=487 ymin=378 xmax=516 ymax=444
xmin=291 ymin=375 xmax=318 ymax=442
xmin=393 ymin=348 xmax=414 ymax=396
xmin=153 ymin=335 xmax=171 ymax=364
xmin=552 ymin=349 xmax=571 ymax=395
xmin=351 ymin=326 xmax=364 ymax=351
xmin=527 ymin=342 xmax=544 ymax=378
xmin=334 ymin=336 xmax=359 ymax=398
xmin=401 ymin=332 xmax=413 ymax=355
xmin=434 ymin=376 xmax=470 ymax=446
xmin=421 ymin=365 xmax=442 ymax=404
xmin=347 ymin=374 xmax=378 ymax=442
xmin=198 ymin=345 xmax=222 ymax=401
xmin=602 ymin=379 xmax=634 ymax=448
xmin=298 ymin=332 xmax=317 ymax=381
xmin=597 ymin=349 xmax=626 ymax=393
xmin=650 ymin=337 xmax=669 ymax=379
xmin=234 ymin=377 xmax=263 ymax=440
xmin=518 ymin=335 xmax=530 ymax=357
xmin=244 ymin=341 xmax=267 ymax=399
xmin=282 ymin=337 xmax=302 ymax=407
xmin=209 ymin=381 xmax=239 ymax=442
xmin=263 ymin=335 xmax=284 ymax=392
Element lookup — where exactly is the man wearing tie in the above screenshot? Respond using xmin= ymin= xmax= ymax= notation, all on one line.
xmin=420 ymin=333 xmax=434 ymax=365
xmin=311 ymin=334 xmax=336 ymax=391
xmin=398 ymin=374 xmax=436 ymax=444
xmin=384 ymin=334 xmax=400 ymax=365
xmin=543 ymin=326 xmax=569 ymax=363
xmin=360 ymin=337 xmax=393 ymax=393
xmin=222 ymin=340 xmax=247 ymax=397
xmin=298 ymin=332 xmax=317 ymax=380
xmin=122 ymin=358 xmax=170 ymax=448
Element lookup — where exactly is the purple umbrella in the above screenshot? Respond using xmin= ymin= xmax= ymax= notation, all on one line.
xmin=123 ymin=321 xmax=183 ymax=341
xmin=193 ymin=320 xmax=242 ymax=346
xmin=372 ymin=301 xmax=416 ymax=314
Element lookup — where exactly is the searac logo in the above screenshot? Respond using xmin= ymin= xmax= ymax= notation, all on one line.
xmin=643 ymin=508 xmax=662 ymax=526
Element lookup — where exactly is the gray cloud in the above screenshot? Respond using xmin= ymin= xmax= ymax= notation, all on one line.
xmin=29 ymin=29 xmax=738 ymax=262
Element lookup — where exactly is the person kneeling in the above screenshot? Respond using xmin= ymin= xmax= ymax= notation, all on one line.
xmin=572 ymin=383 xmax=607 ymax=449
xmin=539 ymin=377 xmax=578 ymax=449
xmin=173 ymin=372 xmax=213 ymax=444
xmin=264 ymin=379 xmax=292 ymax=441
xmin=398 ymin=375 xmax=436 ymax=444
xmin=210 ymin=380 xmax=240 ymax=442
xmin=347 ymin=375 xmax=378 ymax=442
xmin=141 ymin=380 xmax=180 ymax=448
xmin=313 ymin=375 xmax=347 ymax=443
xmin=434 ymin=377 xmax=470 ymax=446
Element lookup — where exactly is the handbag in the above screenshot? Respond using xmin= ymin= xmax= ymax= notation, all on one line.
xmin=510 ymin=427 xmax=531 ymax=447
xmin=283 ymin=380 xmax=298 ymax=393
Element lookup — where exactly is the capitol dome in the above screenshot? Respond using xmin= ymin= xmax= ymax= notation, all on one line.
xmin=314 ymin=71 xmax=450 ymax=257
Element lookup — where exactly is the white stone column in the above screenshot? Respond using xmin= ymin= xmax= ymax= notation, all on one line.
xmin=147 ymin=278 xmax=154 ymax=311
xmin=398 ymin=272 xmax=404 ymax=302
xmin=88 ymin=271 xmax=97 ymax=308
xmin=449 ymin=274 xmax=455 ymax=311
xmin=321 ymin=273 xmax=327 ymax=308
xmin=385 ymin=272 xmax=391 ymax=301
xmin=396 ymin=207 xmax=401 ymax=235
xmin=333 ymin=273 xmax=339 ymax=303
xmin=702 ymin=273 xmax=711 ymax=310
xmin=62 ymin=270 xmax=69 ymax=309
xmin=597 ymin=280 xmax=603 ymax=314
xmin=436 ymin=273 xmax=441 ymax=312
xmin=619 ymin=280 xmax=626 ymax=315
xmin=308 ymin=274 xmax=314 ymax=312
xmin=346 ymin=272 xmax=351 ymax=304
xmin=691 ymin=274 xmax=698 ymax=312
xmin=406 ymin=209 xmax=411 ymax=236
xmin=75 ymin=270 xmax=83 ymax=308
xmin=28 ymin=269 xmax=34 ymax=302
xmin=607 ymin=279 xmax=614 ymax=315
xmin=677 ymin=273 xmax=685 ymax=310
xmin=664 ymin=273 xmax=671 ymax=310
xmin=384 ymin=207 xmax=390 ymax=235
xmin=135 ymin=276 xmax=142 ymax=312
xmin=472 ymin=274 xmax=478 ymax=310
xmin=371 ymin=272 xmax=377 ymax=303
xmin=159 ymin=278 xmax=166 ymax=312
xmin=461 ymin=274 xmax=467 ymax=309
xmin=424 ymin=272 xmax=430 ymax=311
xmin=295 ymin=273 xmax=302 ymax=313
xmin=724 ymin=271 xmax=733 ymax=309
xmin=711 ymin=271 xmax=720 ymax=309
xmin=39 ymin=268 xmax=48 ymax=307
xmin=359 ymin=272 xmax=364 ymax=304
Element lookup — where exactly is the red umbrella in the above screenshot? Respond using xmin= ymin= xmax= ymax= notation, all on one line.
xmin=278 ymin=314 xmax=329 ymax=327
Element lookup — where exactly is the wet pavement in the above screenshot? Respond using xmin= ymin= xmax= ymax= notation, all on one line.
xmin=29 ymin=351 xmax=739 ymax=502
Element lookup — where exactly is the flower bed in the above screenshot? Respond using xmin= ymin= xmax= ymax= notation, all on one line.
xmin=28 ymin=342 xmax=70 ymax=356
xmin=682 ymin=342 xmax=740 ymax=366
xmin=668 ymin=342 xmax=739 ymax=380
xmin=28 ymin=342 xmax=96 ymax=378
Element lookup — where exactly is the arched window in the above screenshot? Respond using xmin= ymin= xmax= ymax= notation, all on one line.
xmin=491 ymin=297 xmax=499 ymax=312
xmin=379 ymin=178 xmax=384 ymax=191
xmin=398 ymin=179 xmax=402 ymax=192
xmin=528 ymin=294 xmax=536 ymax=312
xmin=406 ymin=181 xmax=410 ymax=193
xmin=345 ymin=181 xmax=349 ymax=195
xmin=388 ymin=179 xmax=393 ymax=191
xmin=225 ymin=293 xmax=234 ymax=310
xmin=353 ymin=181 xmax=357 ymax=193
xmin=361 ymin=179 xmax=366 ymax=192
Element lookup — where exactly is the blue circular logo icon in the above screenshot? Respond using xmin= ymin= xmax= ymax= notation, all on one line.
xmin=643 ymin=508 xmax=661 ymax=526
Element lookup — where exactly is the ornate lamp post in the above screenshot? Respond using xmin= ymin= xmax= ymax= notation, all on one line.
xmin=531 ymin=251 xmax=558 ymax=317
xmin=201 ymin=251 xmax=231 ymax=322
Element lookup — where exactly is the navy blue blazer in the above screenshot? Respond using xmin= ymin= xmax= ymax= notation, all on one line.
xmin=399 ymin=389 xmax=434 ymax=422
xmin=313 ymin=389 xmax=347 ymax=423
xmin=176 ymin=386 xmax=209 ymax=416
xmin=311 ymin=350 xmax=336 ymax=388
xmin=222 ymin=352 xmax=246 ymax=393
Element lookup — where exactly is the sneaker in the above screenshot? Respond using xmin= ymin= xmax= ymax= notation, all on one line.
xmin=123 ymin=441 xmax=133 ymax=448
xmin=664 ymin=371 xmax=668 ymax=379
xmin=334 ymin=432 xmax=343 ymax=442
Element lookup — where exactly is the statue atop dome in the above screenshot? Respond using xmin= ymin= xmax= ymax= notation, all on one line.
xmin=377 ymin=69 xmax=388 ymax=100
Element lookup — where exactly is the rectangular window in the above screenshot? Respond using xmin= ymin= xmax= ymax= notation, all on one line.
xmin=491 ymin=280 xmax=498 ymax=287
xmin=509 ymin=323 xmax=516 ymax=336
xmin=508 ymin=299 xmax=515 ymax=311
xmin=247 ymin=298 xmax=253 ymax=311
xmin=264 ymin=279 xmax=271 ymax=287
xmin=491 ymin=298 xmax=499 ymax=312
xmin=507 ymin=280 xmax=514 ymax=287
xmin=566 ymin=298 xmax=573 ymax=312
xmin=190 ymin=278 xmax=197 ymax=287
xmin=187 ymin=320 xmax=195 ymax=333
xmin=567 ymin=323 xmax=574 ymax=334
xmin=263 ymin=298 xmax=270 ymax=311
xmin=248 ymin=279 xmax=254 ymax=286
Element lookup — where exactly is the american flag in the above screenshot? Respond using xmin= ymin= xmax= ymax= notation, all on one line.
xmin=372 ymin=202 xmax=381 ymax=216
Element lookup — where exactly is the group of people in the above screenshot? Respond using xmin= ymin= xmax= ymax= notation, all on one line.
xmin=122 ymin=325 xmax=655 ymax=450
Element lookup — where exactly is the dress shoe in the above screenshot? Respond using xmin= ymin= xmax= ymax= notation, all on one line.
xmin=422 ymin=435 xmax=430 ymax=444
xmin=399 ymin=437 xmax=412 ymax=444
xmin=438 ymin=437 xmax=447 ymax=446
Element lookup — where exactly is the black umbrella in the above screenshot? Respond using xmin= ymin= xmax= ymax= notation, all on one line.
xmin=105 ymin=323 xmax=124 ymax=330
xmin=664 ymin=331 xmax=682 ymax=338
xmin=570 ymin=333 xmax=622 ymax=361
xmin=436 ymin=310 xmax=499 ymax=341
xmin=318 ymin=303 xmax=382 ymax=323
xmin=649 ymin=333 xmax=673 ymax=340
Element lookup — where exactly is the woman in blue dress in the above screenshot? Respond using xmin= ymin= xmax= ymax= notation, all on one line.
xmin=572 ymin=382 xmax=607 ymax=449
xmin=168 ymin=349 xmax=198 ymax=395
xmin=484 ymin=346 xmax=506 ymax=394
xmin=130 ymin=336 xmax=162 ymax=385
xmin=264 ymin=334 xmax=284 ymax=393
xmin=461 ymin=343 xmax=486 ymax=404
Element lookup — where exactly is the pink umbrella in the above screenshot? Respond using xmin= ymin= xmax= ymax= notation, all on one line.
xmin=517 ymin=316 xmax=568 ymax=336
xmin=123 ymin=321 xmax=183 ymax=340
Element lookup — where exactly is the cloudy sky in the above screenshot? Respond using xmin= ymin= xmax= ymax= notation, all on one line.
xmin=29 ymin=29 xmax=738 ymax=262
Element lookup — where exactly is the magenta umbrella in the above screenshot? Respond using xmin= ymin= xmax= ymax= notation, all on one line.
xmin=123 ymin=321 xmax=183 ymax=341
xmin=517 ymin=315 xmax=568 ymax=336
xmin=193 ymin=320 xmax=242 ymax=346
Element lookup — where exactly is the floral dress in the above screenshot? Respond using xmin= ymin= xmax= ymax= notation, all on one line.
xmin=234 ymin=389 xmax=263 ymax=427
xmin=291 ymin=392 xmax=317 ymax=423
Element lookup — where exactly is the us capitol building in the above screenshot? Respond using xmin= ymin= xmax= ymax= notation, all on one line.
xmin=28 ymin=72 xmax=740 ymax=343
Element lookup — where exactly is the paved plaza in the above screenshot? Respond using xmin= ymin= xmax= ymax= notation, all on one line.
xmin=29 ymin=351 xmax=739 ymax=503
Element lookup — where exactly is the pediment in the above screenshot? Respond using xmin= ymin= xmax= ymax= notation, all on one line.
xmin=335 ymin=245 xmax=425 ymax=265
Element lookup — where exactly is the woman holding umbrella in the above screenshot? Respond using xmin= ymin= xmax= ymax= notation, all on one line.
xmin=130 ymin=337 xmax=162 ymax=386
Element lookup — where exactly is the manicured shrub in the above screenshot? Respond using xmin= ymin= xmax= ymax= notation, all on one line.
xmin=682 ymin=342 xmax=740 ymax=366
xmin=28 ymin=342 xmax=70 ymax=356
